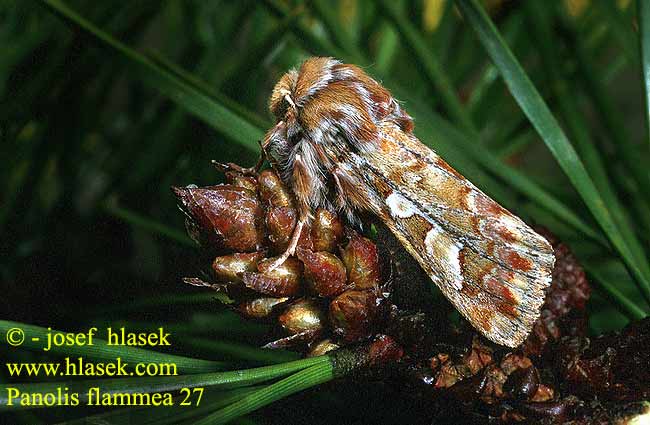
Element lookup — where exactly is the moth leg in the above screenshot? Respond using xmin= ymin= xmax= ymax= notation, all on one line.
xmin=265 ymin=216 xmax=307 ymax=271
xmin=266 ymin=145 xmax=319 ymax=270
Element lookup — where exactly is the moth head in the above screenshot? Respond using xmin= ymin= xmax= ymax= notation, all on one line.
xmin=268 ymin=57 xmax=414 ymax=146
xmin=269 ymin=57 xmax=341 ymax=121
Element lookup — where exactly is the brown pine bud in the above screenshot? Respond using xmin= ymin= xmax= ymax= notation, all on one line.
xmin=265 ymin=206 xmax=297 ymax=253
xmin=225 ymin=171 xmax=258 ymax=192
xmin=242 ymin=257 xmax=303 ymax=297
xmin=212 ymin=252 xmax=265 ymax=284
xmin=172 ymin=185 xmax=264 ymax=252
xmin=307 ymin=339 xmax=340 ymax=357
xmin=297 ymin=248 xmax=347 ymax=297
xmin=311 ymin=208 xmax=344 ymax=252
xmin=329 ymin=289 xmax=379 ymax=342
xmin=341 ymin=232 xmax=381 ymax=289
xmin=297 ymin=222 xmax=314 ymax=251
xmin=238 ymin=296 xmax=289 ymax=319
xmin=258 ymin=169 xmax=293 ymax=208
xmin=279 ymin=298 xmax=325 ymax=335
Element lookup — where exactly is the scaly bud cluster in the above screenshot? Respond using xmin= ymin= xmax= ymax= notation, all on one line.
xmin=173 ymin=167 xmax=390 ymax=354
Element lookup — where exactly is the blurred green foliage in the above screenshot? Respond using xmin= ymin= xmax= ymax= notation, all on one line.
xmin=1 ymin=0 xmax=650 ymax=423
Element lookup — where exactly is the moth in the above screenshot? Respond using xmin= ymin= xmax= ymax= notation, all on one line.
xmin=259 ymin=57 xmax=555 ymax=347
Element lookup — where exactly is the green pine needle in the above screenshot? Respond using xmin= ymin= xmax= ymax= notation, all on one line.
xmin=639 ymin=0 xmax=650 ymax=150
xmin=40 ymin=0 xmax=263 ymax=152
xmin=193 ymin=362 xmax=334 ymax=425
xmin=455 ymin=0 xmax=650 ymax=306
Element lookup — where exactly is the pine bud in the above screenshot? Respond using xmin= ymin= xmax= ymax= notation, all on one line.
xmin=265 ymin=206 xmax=297 ymax=253
xmin=212 ymin=252 xmax=265 ymax=284
xmin=225 ymin=171 xmax=258 ymax=192
xmin=172 ymin=185 xmax=264 ymax=252
xmin=311 ymin=208 xmax=344 ymax=252
xmin=341 ymin=232 xmax=381 ymax=289
xmin=329 ymin=289 xmax=379 ymax=342
xmin=297 ymin=247 xmax=347 ymax=297
xmin=279 ymin=298 xmax=325 ymax=335
xmin=238 ymin=297 xmax=289 ymax=319
xmin=258 ymin=169 xmax=293 ymax=208
xmin=242 ymin=257 xmax=303 ymax=297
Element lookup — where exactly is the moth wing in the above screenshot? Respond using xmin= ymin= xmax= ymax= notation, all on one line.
xmin=361 ymin=123 xmax=555 ymax=347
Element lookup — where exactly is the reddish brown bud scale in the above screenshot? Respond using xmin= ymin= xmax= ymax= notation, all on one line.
xmin=311 ymin=208 xmax=344 ymax=252
xmin=173 ymin=185 xmax=265 ymax=252
xmin=329 ymin=289 xmax=380 ymax=342
xmin=297 ymin=247 xmax=347 ymax=297
xmin=238 ymin=297 xmax=289 ymax=319
xmin=296 ymin=223 xmax=314 ymax=251
xmin=225 ymin=171 xmax=258 ymax=192
xmin=258 ymin=169 xmax=293 ymax=208
xmin=341 ymin=233 xmax=381 ymax=290
xmin=279 ymin=298 xmax=325 ymax=335
xmin=265 ymin=206 xmax=297 ymax=253
xmin=242 ymin=257 xmax=303 ymax=297
xmin=212 ymin=251 xmax=265 ymax=284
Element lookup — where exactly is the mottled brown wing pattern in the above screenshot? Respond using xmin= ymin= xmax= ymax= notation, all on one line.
xmin=352 ymin=122 xmax=555 ymax=347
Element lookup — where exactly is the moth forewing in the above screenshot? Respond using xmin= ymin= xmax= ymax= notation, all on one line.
xmin=353 ymin=123 xmax=555 ymax=347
